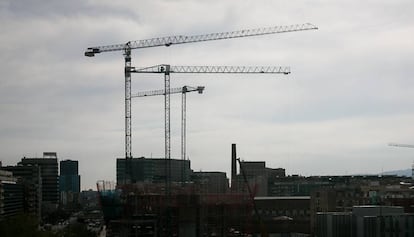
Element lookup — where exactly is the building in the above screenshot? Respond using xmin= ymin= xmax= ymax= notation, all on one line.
xmin=315 ymin=206 xmax=414 ymax=237
xmin=17 ymin=152 xmax=59 ymax=214
xmin=80 ymin=189 xmax=100 ymax=211
xmin=3 ymin=164 xmax=42 ymax=218
xmin=59 ymin=160 xmax=80 ymax=207
xmin=309 ymin=175 xmax=414 ymax=234
xmin=268 ymin=176 xmax=333 ymax=197
xmin=240 ymin=161 xmax=267 ymax=177
xmin=233 ymin=160 xmax=286 ymax=196
xmin=102 ymin=183 xmax=253 ymax=237
xmin=315 ymin=212 xmax=354 ymax=237
xmin=116 ymin=157 xmax=192 ymax=185
xmin=412 ymin=161 xmax=414 ymax=180
xmin=353 ymin=206 xmax=414 ymax=237
xmin=230 ymin=144 xmax=286 ymax=196
xmin=0 ymin=170 xmax=24 ymax=219
xmin=191 ymin=171 xmax=229 ymax=194
xmin=254 ymin=196 xmax=311 ymax=235
xmin=239 ymin=161 xmax=286 ymax=179
xmin=60 ymin=160 xmax=78 ymax=177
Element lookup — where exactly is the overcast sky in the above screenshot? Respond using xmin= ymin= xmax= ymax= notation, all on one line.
xmin=1 ymin=0 xmax=414 ymax=190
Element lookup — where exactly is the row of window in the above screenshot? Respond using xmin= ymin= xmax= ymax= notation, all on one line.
xmin=255 ymin=208 xmax=310 ymax=217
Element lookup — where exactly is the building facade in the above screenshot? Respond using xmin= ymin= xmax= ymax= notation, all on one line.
xmin=254 ymin=196 xmax=311 ymax=235
xmin=17 ymin=152 xmax=59 ymax=215
xmin=315 ymin=206 xmax=414 ymax=237
xmin=191 ymin=172 xmax=229 ymax=194
xmin=0 ymin=170 xmax=24 ymax=219
xmin=3 ymin=164 xmax=42 ymax=218
xmin=19 ymin=155 xmax=58 ymax=205
xmin=59 ymin=160 xmax=80 ymax=206
xmin=116 ymin=157 xmax=192 ymax=185
xmin=233 ymin=160 xmax=286 ymax=196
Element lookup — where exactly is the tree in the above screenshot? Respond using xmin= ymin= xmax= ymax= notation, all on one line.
xmin=0 ymin=214 xmax=56 ymax=237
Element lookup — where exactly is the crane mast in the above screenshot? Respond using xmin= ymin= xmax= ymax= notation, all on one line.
xmin=124 ymin=45 xmax=132 ymax=159
xmin=84 ymin=23 xmax=317 ymax=160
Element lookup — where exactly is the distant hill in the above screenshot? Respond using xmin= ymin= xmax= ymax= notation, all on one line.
xmin=381 ymin=169 xmax=412 ymax=177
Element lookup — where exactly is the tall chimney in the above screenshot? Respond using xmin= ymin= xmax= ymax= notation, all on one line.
xmin=231 ymin=143 xmax=237 ymax=183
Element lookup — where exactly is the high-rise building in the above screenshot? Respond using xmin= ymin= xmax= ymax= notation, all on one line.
xmin=59 ymin=160 xmax=80 ymax=192
xmin=0 ymin=170 xmax=24 ymax=219
xmin=59 ymin=160 xmax=80 ymax=206
xmin=3 ymin=164 xmax=42 ymax=218
xmin=18 ymin=152 xmax=59 ymax=212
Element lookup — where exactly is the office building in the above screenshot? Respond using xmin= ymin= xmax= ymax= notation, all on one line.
xmin=3 ymin=164 xmax=42 ymax=218
xmin=0 ymin=170 xmax=24 ymax=219
xmin=59 ymin=160 xmax=80 ymax=206
xmin=18 ymin=152 xmax=59 ymax=212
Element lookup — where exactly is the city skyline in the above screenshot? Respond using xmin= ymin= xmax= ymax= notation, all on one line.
xmin=1 ymin=0 xmax=414 ymax=190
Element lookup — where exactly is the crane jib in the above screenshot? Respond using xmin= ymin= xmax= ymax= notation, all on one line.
xmin=129 ymin=65 xmax=291 ymax=74
xmin=84 ymin=23 xmax=317 ymax=56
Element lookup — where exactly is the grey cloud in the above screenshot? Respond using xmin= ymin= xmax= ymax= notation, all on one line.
xmin=1 ymin=1 xmax=414 ymax=189
xmin=1 ymin=0 xmax=140 ymax=20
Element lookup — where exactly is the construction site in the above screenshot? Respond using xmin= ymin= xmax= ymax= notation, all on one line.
xmin=86 ymin=24 xmax=318 ymax=237
xmin=98 ymin=144 xmax=310 ymax=237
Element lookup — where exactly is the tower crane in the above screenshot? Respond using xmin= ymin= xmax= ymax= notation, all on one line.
xmin=131 ymin=85 xmax=205 ymax=183
xmin=389 ymin=143 xmax=414 ymax=179
xmin=130 ymin=64 xmax=290 ymax=163
xmin=132 ymin=64 xmax=289 ymax=236
xmin=388 ymin=143 xmax=414 ymax=148
xmin=84 ymin=23 xmax=318 ymax=160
